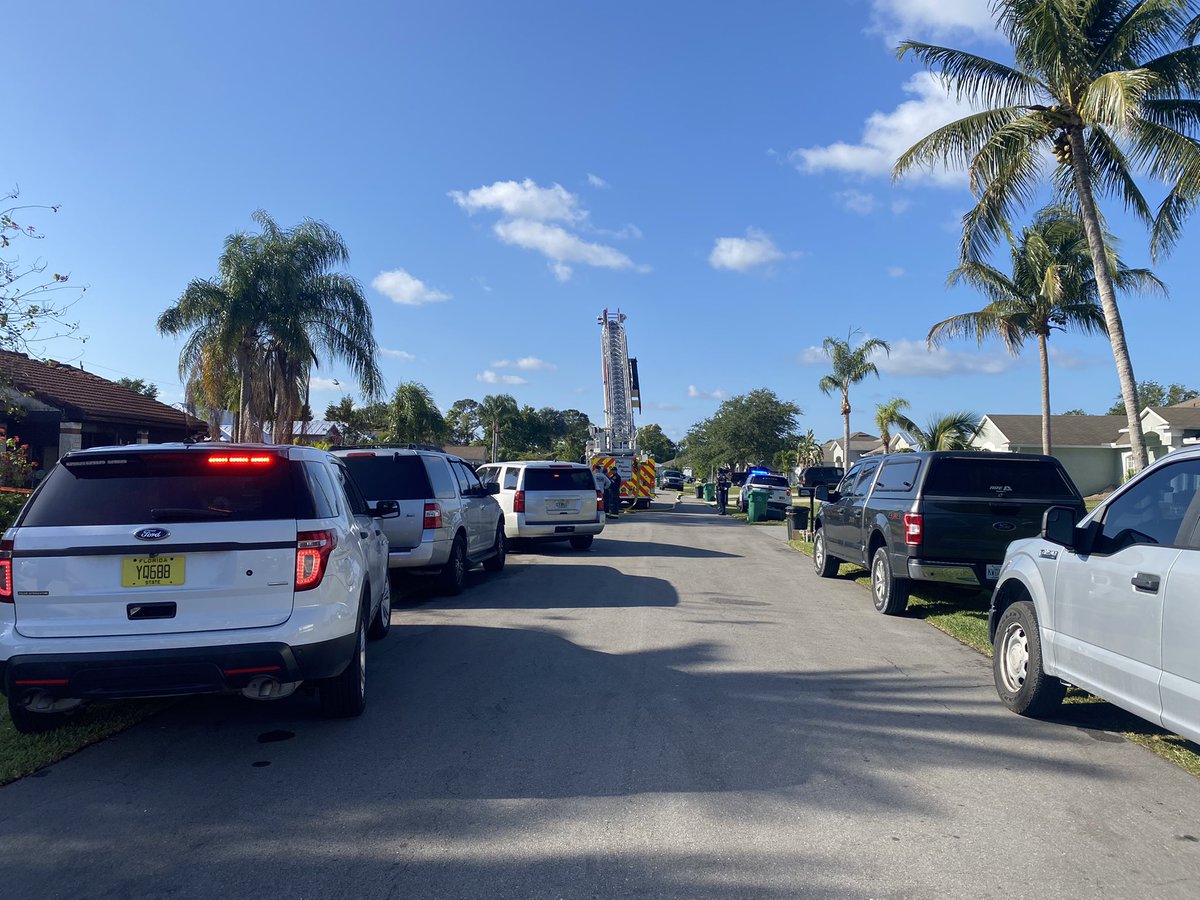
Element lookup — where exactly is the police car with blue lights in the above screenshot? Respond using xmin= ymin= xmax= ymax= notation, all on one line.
xmin=737 ymin=468 xmax=793 ymax=518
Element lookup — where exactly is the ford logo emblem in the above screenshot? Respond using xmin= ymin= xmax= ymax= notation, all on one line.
xmin=134 ymin=527 xmax=171 ymax=541
xmin=993 ymin=522 xmax=1016 ymax=532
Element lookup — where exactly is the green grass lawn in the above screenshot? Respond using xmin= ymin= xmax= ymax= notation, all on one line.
xmin=785 ymin=537 xmax=1200 ymax=778
xmin=0 ymin=699 xmax=172 ymax=785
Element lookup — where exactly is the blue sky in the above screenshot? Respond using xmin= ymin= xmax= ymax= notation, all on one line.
xmin=7 ymin=1 xmax=1199 ymax=445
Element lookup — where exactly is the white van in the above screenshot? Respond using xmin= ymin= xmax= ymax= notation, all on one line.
xmin=476 ymin=461 xmax=605 ymax=550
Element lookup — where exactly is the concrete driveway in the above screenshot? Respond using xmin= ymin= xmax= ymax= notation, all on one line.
xmin=1 ymin=494 xmax=1198 ymax=898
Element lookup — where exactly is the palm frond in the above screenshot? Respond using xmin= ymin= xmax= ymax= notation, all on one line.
xmin=895 ymin=42 xmax=1045 ymax=106
xmin=1079 ymin=68 xmax=1161 ymax=128
xmin=893 ymin=107 xmax=1029 ymax=182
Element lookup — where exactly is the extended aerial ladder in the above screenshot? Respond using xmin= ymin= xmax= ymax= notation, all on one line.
xmin=587 ymin=309 xmax=654 ymax=508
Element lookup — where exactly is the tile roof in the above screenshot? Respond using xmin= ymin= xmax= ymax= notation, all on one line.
xmin=0 ymin=350 xmax=206 ymax=432
xmin=984 ymin=414 xmax=1127 ymax=447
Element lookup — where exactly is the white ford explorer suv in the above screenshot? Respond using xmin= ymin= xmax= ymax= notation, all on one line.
xmin=988 ymin=445 xmax=1200 ymax=745
xmin=0 ymin=443 xmax=394 ymax=733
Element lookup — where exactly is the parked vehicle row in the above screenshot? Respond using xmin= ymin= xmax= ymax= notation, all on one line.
xmin=0 ymin=444 xmax=605 ymax=734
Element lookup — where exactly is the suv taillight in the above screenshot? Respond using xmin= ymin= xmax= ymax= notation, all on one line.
xmin=596 ymin=490 xmax=604 ymax=512
xmin=0 ymin=538 xmax=12 ymax=603
xmin=423 ymin=502 xmax=442 ymax=530
xmin=296 ymin=530 xmax=336 ymax=591
xmin=903 ymin=513 xmax=923 ymax=546
xmin=513 ymin=491 xmax=525 ymax=513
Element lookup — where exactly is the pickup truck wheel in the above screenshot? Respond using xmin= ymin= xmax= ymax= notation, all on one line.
xmin=993 ymin=600 xmax=1065 ymax=717
xmin=871 ymin=547 xmax=910 ymax=615
xmin=813 ymin=529 xmax=841 ymax=578
xmin=569 ymin=535 xmax=594 ymax=550
xmin=483 ymin=524 xmax=506 ymax=573
xmin=437 ymin=535 xmax=468 ymax=595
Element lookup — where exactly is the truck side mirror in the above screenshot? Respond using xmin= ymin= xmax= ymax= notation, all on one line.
xmin=1042 ymin=505 xmax=1094 ymax=552
xmin=814 ymin=485 xmax=832 ymax=502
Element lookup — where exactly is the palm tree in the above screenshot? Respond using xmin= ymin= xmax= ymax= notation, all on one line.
xmin=818 ymin=330 xmax=890 ymax=466
xmin=388 ymin=382 xmax=447 ymax=444
xmin=894 ymin=0 xmax=1200 ymax=472
xmin=478 ymin=394 xmax=519 ymax=462
xmin=159 ymin=211 xmax=383 ymax=442
xmin=874 ymin=397 xmax=911 ymax=455
xmin=796 ymin=429 xmax=822 ymax=468
xmin=930 ymin=206 xmax=1164 ymax=455
xmin=898 ymin=411 xmax=982 ymax=451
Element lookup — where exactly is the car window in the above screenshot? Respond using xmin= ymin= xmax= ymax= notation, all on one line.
xmin=456 ymin=462 xmax=483 ymax=493
xmin=303 ymin=461 xmax=339 ymax=519
xmin=424 ymin=456 xmax=457 ymax=500
xmin=503 ymin=467 xmax=520 ymax=490
xmin=846 ymin=459 xmax=880 ymax=498
xmin=450 ymin=461 xmax=473 ymax=494
xmin=874 ymin=458 xmax=921 ymax=493
xmin=923 ymin=458 xmax=1078 ymax=500
xmin=477 ymin=465 xmax=499 ymax=485
xmin=331 ymin=464 xmax=369 ymax=516
xmin=524 ymin=467 xmax=594 ymax=491
xmin=340 ymin=454 xmax=433 ymax=500
xmin=835 ymin=465 xmax=860 ymax=494
xmin=21 ymin=451 xmax=306 ymax=526
xmin=750 ymin=475 xmax=789 ymax=488
xmin=1099 ymin=459 xmax=1200 ymax=550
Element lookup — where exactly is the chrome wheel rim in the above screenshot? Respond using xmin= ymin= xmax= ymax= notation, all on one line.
xmin=455 ymin=543 xmax=465 ymax=583
xmin=380 ymin=581 xmax=391 ymax=626
xmin=1000 ymin=622 xmax=1029 ymax=693
xmin=872 ymin=557 xmax=887 ymax=607
xmin=814 ymin=534 xmax=824 ymax=570
xmin=496 ymin=530 xmax=505 ymax=561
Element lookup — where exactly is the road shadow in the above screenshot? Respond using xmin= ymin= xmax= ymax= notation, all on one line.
xmin=531 ymin=538 xmax=740 ymax=560
xmin=0 ymin=622 xmax=1154 ymax=898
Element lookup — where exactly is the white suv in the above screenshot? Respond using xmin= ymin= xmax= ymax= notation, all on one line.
xmin=989 ymin=445 xmax=1200 ymax=744
xmin=476 ymin=461 xmax=604 ymax=550
xmin=0 ymin=444 xmax=393 ymax=733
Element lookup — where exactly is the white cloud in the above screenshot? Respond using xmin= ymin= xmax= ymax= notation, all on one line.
xmin=873 ymin=339 xmax=1017 ymax=376
xmin=380 ymin=348 xmax=416 ymax=361
xmin=449 ymin=178 xmax=584 ymax=223
xmin=476 ymin=370 xmax=528 ymax=385
xmin=651 ymin=402 xmax=681 ymax=411
xmin=493 ymin=218 xmax=640 ymax=282
xmin=472 ymin=275 xmax=493 ymax=293
xmin=837 ymin=190 xmax=880 ymax=215
xmin=491 ymin=356 xmax=556 ymax=371
xmin=798 ymin=347 xmax=826 ymax=365
xmin=587 ymin=173 xmax=609 ymax=189
xmin=309 ymin=377 xmax=344 ymax=391
xmin=887 ymin=266 xmax=907 ymax=278
xmin=372 ymin=269 xmax=450 ymax=305
xmin=1048 ymin=346 xmax=1103 ymax=370
xmin=708 ymin=228 xmax=786 ymax=272
xmin=688 ymin=385 xmax=727 ymax=400
xmin=791 ymin=73 xmax=978 ymax=187
xmin=870 ymin=0 xmax=997 ymax=43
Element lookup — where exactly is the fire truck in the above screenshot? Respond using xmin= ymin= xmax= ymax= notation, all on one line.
xmin=586 ymin=309 xmax=655 ymax=509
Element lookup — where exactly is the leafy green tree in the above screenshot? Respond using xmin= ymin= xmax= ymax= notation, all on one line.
xmin=1106 ymin=380 xmax=1200 ymax=413
xmin=637 ymin=423 xmax=677 ymax=461
xmin=1061 ymin=408 xmax=1088 ymax=416
xmin=116 ymin=377 xmax=159 ymax=400
xmin=478 ymin=393 xmax=519 ymax=462
xmin=445 ymin=399 xmax=482 ymax=445
xmin=324 ymin=395 xmax=388 ymax=444
xmin=795 ymin=429 xmax=823 ymax=468
xmin=930 ymin=206 xmax=1163 ymax=455
xmin=895 ymin=0 xmax=1200 ymax=471
xmin=897 ymin=411 xmax=982 ymax=451
xmin=158 ymin=210 xmax=382 ymax=442
xmin=818 ymin=330 xmax=890 ymax=464
xmin=874 ymin=397 xmax=911 ymax=456
xmin=387 ymin=382 xmax=446 ymax=444
xmin=688 ymin=389 xmax=802 ymax=469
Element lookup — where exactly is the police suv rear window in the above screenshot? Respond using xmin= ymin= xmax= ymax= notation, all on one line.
xmin=754 ymin=475 xmax=790 ymax=488
xmin=340 ymin=455 xmax=433 ymax=500
xmin=21 ymin=451 xmax=305 ymax=527
xmin=922 ymin=458 xmax=1078 ymax=500
xmin=524 ymin=468 xmax=595 ymax=491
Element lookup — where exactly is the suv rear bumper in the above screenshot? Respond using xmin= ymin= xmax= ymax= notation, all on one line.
xmin=388 ymin=536 xmax=451 ymax=570
xmin=0 ymin=632 xmax=356 ymax=701
xmin=508 ymin=516 xmax=605 ymax=540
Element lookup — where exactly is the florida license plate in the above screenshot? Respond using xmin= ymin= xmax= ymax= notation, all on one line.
xmin=122 ymin=556 xmax=185 ymax=588
xmin=986 ymin=564 xmax=1001 ymax=581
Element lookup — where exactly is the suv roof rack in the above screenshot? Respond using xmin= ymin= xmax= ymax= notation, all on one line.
xmin=339 ymin=442 xmax=445 ymax=453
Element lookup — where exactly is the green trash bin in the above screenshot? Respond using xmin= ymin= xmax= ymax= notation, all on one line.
xmin=747 ymin=487 xmax=769 ymax=523
xmin=703 ymin=482 xmax=716 ymax=502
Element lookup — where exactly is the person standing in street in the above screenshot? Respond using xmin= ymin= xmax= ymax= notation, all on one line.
xmin=593 ymin=464 xmax=619 ymax=520
xmin=716 ymin=467 xmax=730 ymax=515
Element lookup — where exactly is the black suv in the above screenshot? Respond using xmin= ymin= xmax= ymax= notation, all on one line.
xmin=797 ymin=466 xmax=844 ymax=494
xmin=812 ymin=451 xmax=1083 ymax=615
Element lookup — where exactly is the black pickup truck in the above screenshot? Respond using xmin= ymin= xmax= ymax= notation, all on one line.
xmin=812 ymin=451 xmax=1084 ymax=615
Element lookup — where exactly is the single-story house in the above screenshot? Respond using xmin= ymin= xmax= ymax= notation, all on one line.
xmin=1118 ymin=406 xmax=1200 ymax=471
xmin=822 ymin=432 xmax=882 ymax=467
xmin=442 ymin=444 xmax=488 ymax=464
xmin=0 ymin=350 xmax=208 ymax=476
xmin=972 ymin=414 xmax=1128 ymax=496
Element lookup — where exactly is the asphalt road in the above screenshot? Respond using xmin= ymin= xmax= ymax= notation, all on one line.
xmin=2 ymin=494 xmax=1199 ymax=898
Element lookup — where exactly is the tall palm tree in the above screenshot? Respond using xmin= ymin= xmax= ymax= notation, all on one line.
xmin=478 ymin=393 xmax=519 ymax=462
xmin=796 ymin=429 xmax=822 ymax=468
xmin=388 ymin=382 xmax=446 ymax=444
xmin=818 ymin=330 xmax=890 ymax=467
xmin=898 ymin=411 xmax=982 ymax=451
xmin=159 ymin=211 xmax=382 ymax=442
xmin=874 ymin=397 xmax=911 ymax=455
xmin=894 ymin=0 xmax=1200 ymax=472
xmin=930 ymin=206 xmax=1164 ymax=455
